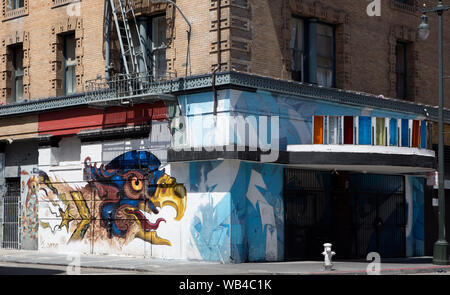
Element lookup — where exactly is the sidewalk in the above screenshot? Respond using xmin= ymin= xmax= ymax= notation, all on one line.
xmin=0 ymin=249 xmax=449 ymax=275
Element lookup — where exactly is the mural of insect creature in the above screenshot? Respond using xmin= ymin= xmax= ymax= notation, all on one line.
xmin=39 ymin=150 xmax=187 ymax=247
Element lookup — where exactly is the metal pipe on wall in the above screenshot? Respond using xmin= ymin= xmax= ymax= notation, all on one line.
xmin=104 ymin=0 xmax=111 ymax=80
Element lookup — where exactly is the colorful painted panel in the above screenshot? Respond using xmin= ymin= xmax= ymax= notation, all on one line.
xmin=358 ymin=116 xmax=371 ymax=145
xmin=389 ymin=118 xmax=398 ymax=146
xmin=420 ymin=121 xmax=427 ymax=149
xmin=401 ymin=119 xmax=410 ymax=147
xmin=313 ymin=116 xmax=324 ymax=144
xmin=376 ymin=118 xmax=386 ymax=146
xmin=412 ymin=120 xmax=420 ymax=148
xmin=175 ymin=89 xmax=428 ymax=151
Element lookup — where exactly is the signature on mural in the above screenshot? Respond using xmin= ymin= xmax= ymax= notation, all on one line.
xmin=39 ymin=151 xmax=187 ymax=247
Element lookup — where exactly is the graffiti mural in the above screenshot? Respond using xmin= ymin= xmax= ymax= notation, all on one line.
xmin=39 ymin=150 xmax=186 ymax=249
xmin=184 ymin=160 xmax=284 ymax=263
xmin=20 ymin=166 xmax=39 ymax=250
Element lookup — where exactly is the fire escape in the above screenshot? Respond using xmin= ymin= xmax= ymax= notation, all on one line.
xmin=109 ymin=0 xmax=147 ymax=78
xmin=85 ymin=0 xmax=175 ymax=105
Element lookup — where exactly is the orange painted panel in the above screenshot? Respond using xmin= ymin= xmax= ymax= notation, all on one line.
xmin=313 ymin=116 xmax=324 ymax=144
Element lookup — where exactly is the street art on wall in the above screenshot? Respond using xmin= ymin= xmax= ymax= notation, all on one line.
xmin=21 ymin=167 xmax=39 ymax=250
xmin=183 ymin=160 xmax=284 ymax=263
xmin=39 ymin=150 xmax=186 ymax=249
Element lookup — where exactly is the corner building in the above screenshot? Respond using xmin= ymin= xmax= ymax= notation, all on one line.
xmin=0 ymin=0 xmax=448 ymax=262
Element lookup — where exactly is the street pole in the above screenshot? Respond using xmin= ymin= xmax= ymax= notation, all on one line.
xmin=419 ymin=1 xmax=450 ymax=265
xmin=433 ymin=1 xmax=449 ymax=265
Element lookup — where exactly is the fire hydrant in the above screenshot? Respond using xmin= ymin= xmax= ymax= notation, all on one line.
xmin=322 ymin=243 xmax=335 ymax=271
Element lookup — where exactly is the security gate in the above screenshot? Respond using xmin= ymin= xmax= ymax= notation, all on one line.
xmin=284 ymin=169 xmax=406 ymax=260
xmin=2 ymin=178 xmax=21 ymax=249
xmin=284 ymin=169 xmax=328 ymax=260
xmin=350 ymin=174 xmax=406 ymax=258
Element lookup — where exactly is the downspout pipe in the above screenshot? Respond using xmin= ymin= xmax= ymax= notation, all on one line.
xmin=212 ymin=65 xmax=219 ymax=116
xmin=217 ymin=0 xmax=221 ymax=72
xmin=104 ymin=0 xmax=111 ymax=81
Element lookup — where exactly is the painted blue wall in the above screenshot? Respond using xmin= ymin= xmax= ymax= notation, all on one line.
xmin=187 ymin=160 xmax=284 ymax=263
xmin=175 ymin=89 xmax=427 ymax=151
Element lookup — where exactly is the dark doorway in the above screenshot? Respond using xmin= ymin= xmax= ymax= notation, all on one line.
xmin=284 ymin=169 xmax=406 ymax=261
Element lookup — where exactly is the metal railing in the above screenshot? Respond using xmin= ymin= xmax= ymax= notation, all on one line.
xmin=84 ymin=70 xmax=176 ymax=101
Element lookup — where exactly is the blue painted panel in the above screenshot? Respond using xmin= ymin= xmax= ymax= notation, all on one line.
xmin=401 ymin=119 xmax=409 ymax=147
xmin=358 ymin=116 xmax=372 ymax=145
xmin=420 ymin=121 xmax=427 ymax=149
xmin=390 ymin=118 xmax=398 ymax=146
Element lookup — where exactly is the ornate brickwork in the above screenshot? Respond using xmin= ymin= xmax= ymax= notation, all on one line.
xmin=210 ymin=0 xmax=251 ymax=72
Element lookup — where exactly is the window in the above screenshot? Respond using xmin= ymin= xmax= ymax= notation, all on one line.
xmin=63 ymin=34 xmax=76 ymax=95
xmin=395 ymin=0 xmax=414 ymax=5
xmin=396 ymin=42 xmax=408 ymax=100
xmin=316 ymin=24 xmax=334 ymax=87
xmin=133 ymin=14 xmax=167 ymax=79
xmin=6 ymin=0 xmax=24 ymax=10
xmin=3 ymin=0 xmax=28 ymax=21
xmin=150 ymin=15 xmax=167 ymax=80
xmin=290 ymin=17 xmax=335 ymax=87
xmin=290 ymin=17 xmax=305 ymax=82
xmin=12 ymin=45 xmax=23 ymax=102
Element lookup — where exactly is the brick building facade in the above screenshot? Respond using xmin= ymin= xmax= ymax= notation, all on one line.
xmin=0 ymin=0 xmax=447 ymax=105
xmin=0 ymin=0 xmax=448 ymax=261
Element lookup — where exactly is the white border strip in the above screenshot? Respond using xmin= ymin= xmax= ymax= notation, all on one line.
xmin=287 ymin=144 xmax=435 ymax=157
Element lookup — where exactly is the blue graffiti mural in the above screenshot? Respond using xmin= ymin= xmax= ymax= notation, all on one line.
xmin=188 ymin=161 xmax=283 ymax=263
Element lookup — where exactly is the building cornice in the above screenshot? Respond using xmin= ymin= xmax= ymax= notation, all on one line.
xmin=0 ymin=71 xmax=445 ymax=123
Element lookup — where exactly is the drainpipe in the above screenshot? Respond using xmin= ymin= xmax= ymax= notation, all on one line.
xmin=212 ymin=0 xmax=221 ymax=117
xmin=212 ymin=65 xmax=219 ymax=116
xmin=216 ymin=0 xmax=221 ymax=72
xmin=104 ymin=0 xmax=111 ymax=80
